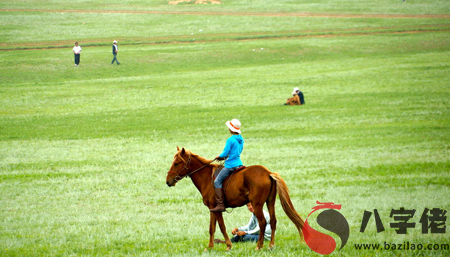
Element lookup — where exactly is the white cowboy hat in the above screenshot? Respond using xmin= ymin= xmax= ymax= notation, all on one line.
xmin=293 ymin=87 xmax=299 ymax=92
xmin=113 ymin=40 xmax=117 ymax=43
xmin=226 ymin=119 xmax=241 ymax=134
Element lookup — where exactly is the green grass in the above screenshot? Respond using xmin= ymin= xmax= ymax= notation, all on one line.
xmin=1 ymin=0 xmax=450 ymax=256
xmin=0 ymin=11 xmax=448 ymax=48
xmin=1 ymin=0 xmax=450 ymax=14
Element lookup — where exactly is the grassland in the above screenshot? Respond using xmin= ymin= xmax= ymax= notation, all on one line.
xmin=1 ymin=0 xmax=449 ymax=256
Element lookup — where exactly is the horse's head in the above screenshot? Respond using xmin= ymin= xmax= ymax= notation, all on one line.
xmin=166 ymin=147 xmax=191 ymax=187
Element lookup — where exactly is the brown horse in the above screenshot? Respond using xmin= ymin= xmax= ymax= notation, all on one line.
xmin=166 ymin=147 xmax=305 ymax=251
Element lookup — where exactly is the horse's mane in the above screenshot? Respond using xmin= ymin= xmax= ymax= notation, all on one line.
xmin=177 ymin=148 xmax=220 ymax=168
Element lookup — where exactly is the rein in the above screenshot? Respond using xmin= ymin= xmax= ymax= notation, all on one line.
xmin=168 ymin=153 xmax=216 ymax=182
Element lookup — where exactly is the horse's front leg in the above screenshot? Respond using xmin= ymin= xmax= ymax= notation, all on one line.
xmin=205 ymin=212 xmax=217 ymax=251
xmin=214 ymin=212 xmax=232 ymax=251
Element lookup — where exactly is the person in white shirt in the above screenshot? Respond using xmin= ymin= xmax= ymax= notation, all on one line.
xmin=72 ymin=42 xmax=82 ymax=66
xmin=214 ymin=202 xmax=272 ymax=244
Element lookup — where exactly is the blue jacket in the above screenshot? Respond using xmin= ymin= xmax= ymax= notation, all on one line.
xmin=219 ymin=134 xmax=244 ymax=168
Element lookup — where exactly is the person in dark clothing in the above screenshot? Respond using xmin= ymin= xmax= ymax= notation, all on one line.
xmin=111 ymin=40 xmax=120 ymax=65
xmin=294 ymin=87 xmax=305 ymax=105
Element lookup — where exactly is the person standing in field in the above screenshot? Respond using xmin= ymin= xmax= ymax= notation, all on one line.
xmin=72 ymin=42 xmax=81 ymax=66
xmin=111 ymin=40 xmax=120 ymax=65
xmin=210 ymin=119 xmax=244 ymax=212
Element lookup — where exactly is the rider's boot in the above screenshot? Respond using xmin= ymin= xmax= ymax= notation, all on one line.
xmin=210 ymin=188 xmax=225 ymax=212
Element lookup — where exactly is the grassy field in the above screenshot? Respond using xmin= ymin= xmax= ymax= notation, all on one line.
xmin=1 ymin=0 xmax=449 ymax=256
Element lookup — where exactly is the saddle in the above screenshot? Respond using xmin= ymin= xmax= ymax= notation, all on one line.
xmin=212 ymin=165 xmax=246 ymax=193
xmin=212 ymin=165 xmax=246 ymax=181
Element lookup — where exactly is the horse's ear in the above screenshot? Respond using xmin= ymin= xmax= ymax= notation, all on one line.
xmin=177 ymin=146 xmax=180 ymax=151
xmin=181 ymin=148 xmax=186 ymax=155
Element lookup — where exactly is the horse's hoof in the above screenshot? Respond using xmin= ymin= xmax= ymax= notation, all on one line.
xmin=226 ymin=247 xmax=231 ymax=251
xmin=254 ymin=247 xmax=261 ymax=251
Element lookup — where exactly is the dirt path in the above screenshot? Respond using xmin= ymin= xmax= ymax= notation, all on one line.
xmin=2 ymin=8 xmax=450 ymax=19
xmin=2 ymin=27 xmax=449 ymax=51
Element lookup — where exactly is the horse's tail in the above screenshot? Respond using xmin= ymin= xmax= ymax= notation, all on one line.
xmin=270 ymin=172 xmax=305 ymax=240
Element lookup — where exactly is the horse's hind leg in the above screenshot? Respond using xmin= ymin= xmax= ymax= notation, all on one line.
xmin=252 ymin=203 xmax=267 ymax=250
xmin=266 ymin=179 xmax=277 ymax=250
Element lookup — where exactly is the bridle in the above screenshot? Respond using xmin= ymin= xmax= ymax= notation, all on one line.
xmin=168 ymin=153 xmax=216 ymax=182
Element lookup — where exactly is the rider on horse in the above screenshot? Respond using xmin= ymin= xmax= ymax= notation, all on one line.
xmin=210 ymin=119 xmax=244 ymax=212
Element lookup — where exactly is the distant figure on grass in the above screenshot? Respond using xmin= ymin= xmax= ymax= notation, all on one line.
xmin=214 ymin=202 xmax=271 ymax=244
xmin=284 ymin=87 xmax=305 ymax=105
xmin=111 ymin=40 xmax=120 ymax=65
xmin=210 ymin=119 xmax=244 ymax=212
xmin=72 ymin=42 xmax=81 ymax=66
